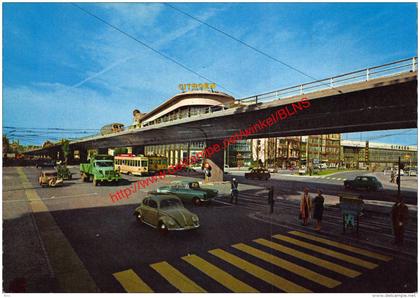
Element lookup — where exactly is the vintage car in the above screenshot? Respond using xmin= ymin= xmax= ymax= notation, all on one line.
xmin=245 ymin=168 xmax=271 ymax=180
xmin=156 ymin=180 xmax=217 ymax=205
xmin=38 ymin=170 xmax=63 ymax=187
xmin=35 ymin=159 xmax=56 ymax=168
xmin=133 ymin=193 xmax=200 ymax=234
xmin=344 ymin=176 xmax=383 ymax=191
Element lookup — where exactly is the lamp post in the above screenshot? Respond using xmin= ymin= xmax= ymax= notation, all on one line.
xmin=397 ymin=156 xmax=401 ymax=197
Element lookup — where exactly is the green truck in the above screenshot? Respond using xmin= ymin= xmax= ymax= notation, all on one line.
xmin=80 ymin=154 xmax=120 ymax=186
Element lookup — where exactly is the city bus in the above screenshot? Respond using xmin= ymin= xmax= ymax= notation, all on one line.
xmin=147 ymin=155 xmax=168 ymax=174
xmin=114 ymin=154 xmax=148 ymax=176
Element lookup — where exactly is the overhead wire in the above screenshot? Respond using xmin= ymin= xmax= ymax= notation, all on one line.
xmin=164 ymin=3 xmax=344 ymax=95
xmin=71 ymin=3 xmax=237 ymax=96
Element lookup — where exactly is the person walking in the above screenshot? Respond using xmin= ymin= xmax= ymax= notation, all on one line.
xmin=268 ymin=186 xmax=274 ymax=214
xmin=312 ymin=190 xmax=325 ymax=231
xmin=391 ymin=196 xmax=409 ymax=245
xmin=300 ymin=188 xmax=312 ymax=226
xmin=230 ymin=178 xmax=239 ymax=204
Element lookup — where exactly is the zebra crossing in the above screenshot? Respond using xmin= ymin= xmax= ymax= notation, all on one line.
xmin=112 ymin=230 xmax=393 ymax=293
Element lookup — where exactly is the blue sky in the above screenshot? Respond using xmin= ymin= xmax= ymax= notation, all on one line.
xmin=3 ymin=2 xmax=418 ymax=145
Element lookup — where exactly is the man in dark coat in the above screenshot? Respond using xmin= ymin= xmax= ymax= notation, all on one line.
xmin=230 ymin=178 xmax=239 ymax=204
xmin=312 ymin=190 xmax=325 ymax=231
xmin=391 ymin=196 xmax=409 ymax=245
xmin=268 ymin=186 xmax=274 ymax=214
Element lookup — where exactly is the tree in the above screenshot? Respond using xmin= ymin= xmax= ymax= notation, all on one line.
xmin=3 ymin=136 xmax=9 ymax=157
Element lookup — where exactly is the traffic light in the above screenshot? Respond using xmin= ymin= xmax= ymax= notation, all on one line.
xmin=365 ymin=141 xmax=369 ymax=162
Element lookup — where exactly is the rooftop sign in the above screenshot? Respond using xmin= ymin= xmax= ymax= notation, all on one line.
xmin=178 ymin=83 xmax=216 ymax=92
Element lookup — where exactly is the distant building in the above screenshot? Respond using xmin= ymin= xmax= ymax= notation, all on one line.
xmin=341 ymin=140 xmax=417 ymax=170
xmin=299 ymin=134 xmax=341 ymax=168
xmin=226 ymin=140 xmax=252 ymax=167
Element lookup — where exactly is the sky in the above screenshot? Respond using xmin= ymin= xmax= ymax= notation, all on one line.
xmin=3 ymin=2 xmax=418 ymax=146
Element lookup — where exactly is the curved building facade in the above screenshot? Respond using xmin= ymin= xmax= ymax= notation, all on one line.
xmin=141 ymin=90 xmax=235 ymax=127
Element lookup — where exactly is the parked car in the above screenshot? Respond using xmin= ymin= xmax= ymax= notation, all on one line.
xmin=157 ymin=180 xmax=217 ymax=205
xmin=245 ymin=168 xmax=271 ymax=180
xmin=133 ymin=193 xmax=200 ymax=234
xmin=298 ymin=166 xmax=306 ymax=175
xmin=36 ymin=159 xmax=56 ymax=168
xmin=38 ymin=169 xmax=63 ymax=187
xmin=344 ymin=176 xmax=383 ymax=191
xmin=409 ymin=169 xmax=417 ymax=176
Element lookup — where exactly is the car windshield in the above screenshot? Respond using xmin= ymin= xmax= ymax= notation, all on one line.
xmin=95 ymin=161 xmax=113 ymax=167
xmin=160 ymin=198 xmax=183 ymax=209
xmin=189 ymin=182 xmax=200 ymax=189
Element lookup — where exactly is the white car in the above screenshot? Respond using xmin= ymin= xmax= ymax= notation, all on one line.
xmin=409 ymin=170 xmax=417 ymax=176
xmin=298 ymin=166 xmax=306 ymax=175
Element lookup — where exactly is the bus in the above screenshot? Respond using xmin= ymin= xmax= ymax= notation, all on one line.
xmin=147 ymin=155 xmax=168 ymax=174
xmin=114 ymin=154 xmax=148 ymax=176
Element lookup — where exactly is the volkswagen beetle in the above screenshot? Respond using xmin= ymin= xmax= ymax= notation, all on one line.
xmin=133 ymin=193 xmax=200 ymax=234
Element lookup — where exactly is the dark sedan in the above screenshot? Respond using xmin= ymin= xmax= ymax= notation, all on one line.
xmin=344 ymin=176 xmax=383 ymax=191
xmin=245 ymin=168 xmax=271 ymax=180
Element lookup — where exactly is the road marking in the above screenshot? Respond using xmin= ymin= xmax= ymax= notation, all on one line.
xmin=16 ymin=168 xmax=99 ymax=292
xmin=3 ymin=192 xmax=99 ymax=203
xmin=288 ymin=231 xmax=392 ymax=262
xmin=150 ymin=261 xmax=206 ymax=293
xmin=209 ymin=248 xmax=311 ymax=293
xmin=273 ymin=234 xmax=378 ymax=269
xmin=113 ymin=269 xmax=153 ymax=293
xmin=213 ymin=199 xmax=234 ymax=206
xmin=232 ymin=243 xmax=341 ymax=288
xmin=182 ymin=254 xmax=258 ymax=293
xmin=254 ymin=238 xmax=360 ymax=278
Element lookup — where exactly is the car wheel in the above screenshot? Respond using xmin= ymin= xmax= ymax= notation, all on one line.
xmin=158 ymin=221 xmax=168 ymax=235
xmin=192 ymin=197 xmax=201 ymax=206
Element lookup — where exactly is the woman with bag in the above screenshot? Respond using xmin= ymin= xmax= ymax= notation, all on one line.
xmin=300 ymin=188 xmax=312 ymax=226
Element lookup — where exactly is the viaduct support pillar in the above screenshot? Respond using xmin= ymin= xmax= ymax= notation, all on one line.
xmin=204 ymin=139 xmax=224 ymax=183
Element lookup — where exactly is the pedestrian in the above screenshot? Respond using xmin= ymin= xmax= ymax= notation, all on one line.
xmin=391 ymin=196 xmax=409 ymax=245
xmin=231 ymin=178 xmax=239 ymax=204
xmin=268 ymin=186 xmax=274 ymax=214
xmin=300 ymin=188 xmax=312 ymax=226
xmin=390 ymin=170 xmax=395 ymax=183
xmin=312 ymin=190 xmax=325 ymax=231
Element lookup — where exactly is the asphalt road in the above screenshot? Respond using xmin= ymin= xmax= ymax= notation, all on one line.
xmin=226 ymin=170 xmax=418 ymax=205
xmin=3 ymin=167 xmax=417 ymax=293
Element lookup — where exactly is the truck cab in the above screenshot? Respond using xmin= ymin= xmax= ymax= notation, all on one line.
xmin=80 ymin=154 xmax=120 ymax=186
